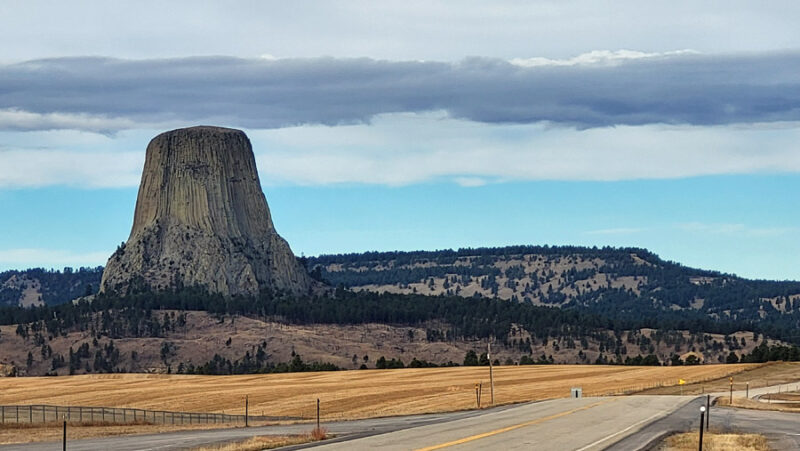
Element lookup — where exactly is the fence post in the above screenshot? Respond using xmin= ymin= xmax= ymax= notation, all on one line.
xmin=43 ymin=405 xmax=46 ymax=423
xmin=1 ymin=405 xmax=4 ymax=424
xmin=16 ymin=405 xmax=19 ymax=423
xmin=29 ymin=405 xmax=33 ymax=423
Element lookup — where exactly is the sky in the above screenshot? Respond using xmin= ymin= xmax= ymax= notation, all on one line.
xmin=1 ymin=1 xmax=799 ymax=280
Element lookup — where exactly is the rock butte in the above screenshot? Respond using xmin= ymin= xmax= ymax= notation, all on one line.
xmin=100 ymin=126 xmax=313 ymax=296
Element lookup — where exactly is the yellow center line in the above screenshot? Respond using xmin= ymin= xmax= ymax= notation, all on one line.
xmin=414 ymin=399 xmax=616 ymax=451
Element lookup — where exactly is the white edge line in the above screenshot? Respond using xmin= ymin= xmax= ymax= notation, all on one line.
xmin=574 ymin=410 xmax=667 ymax=451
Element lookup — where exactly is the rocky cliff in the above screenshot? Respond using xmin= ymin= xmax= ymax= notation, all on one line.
xmin=100 ymin=126 xmax=313 ymax=296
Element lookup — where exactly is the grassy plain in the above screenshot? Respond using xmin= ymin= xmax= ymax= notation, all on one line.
xmin=662 ymin=431 xmax=769 ymax=451
xmin=716 ymin=396 xmax=800 ymax=413
xmin=641 ymin=361 xmax=800 ymax=396
xmin=1 ymin=364 xmax=759 ymax=421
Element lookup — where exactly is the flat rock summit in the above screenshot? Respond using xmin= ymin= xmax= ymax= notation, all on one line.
xmin=100 ymin=126 xmax=313 ymax=296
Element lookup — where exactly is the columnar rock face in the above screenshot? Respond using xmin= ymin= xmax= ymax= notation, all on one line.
xmin=100 ymin=126 xmax=313 ymax=296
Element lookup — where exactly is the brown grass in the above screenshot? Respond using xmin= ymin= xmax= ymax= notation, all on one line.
xmin=190 ymin=434 xmax=316 ymax=451
xmin=0 ymin=421 xmax=247 ymax=445
xmin=310 ymin=426 xmax=328 ymax=440
xmin=663 ymin=431 xmax=769 ymax=451
xmin=767 ymin=391 xmax=800 ymax=402
xmin=716 ymin=396 xmax=800 ymax=413
xmin=0 ymin=364 xmax=755 ymax=422
xmin=641 ymin=361 xmax=800 ymax=396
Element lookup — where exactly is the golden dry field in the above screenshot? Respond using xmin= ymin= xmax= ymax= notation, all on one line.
xmin=1 ymin=364 xmax=760 ymax=421
xmin=641 ymin=361 xmax=800 ymax=395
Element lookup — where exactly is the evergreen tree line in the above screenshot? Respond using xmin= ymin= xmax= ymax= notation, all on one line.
xmin=2 ymin=286 xmax=796 ymax=348
xmin=306 ymin=246 xmax=800 ymax=345
xmin=0 ymin=267 xmax=103 ymax=306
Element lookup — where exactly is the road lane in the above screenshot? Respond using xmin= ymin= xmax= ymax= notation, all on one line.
xmin=308 ymin=396 xmax=694 ymax=451
xmin=0 ymin=405 xmax=517 ymax=451
xmin=609 ymin=398 xmax=800 ymax=450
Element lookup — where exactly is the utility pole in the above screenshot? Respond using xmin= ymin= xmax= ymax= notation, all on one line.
xmin=63 ymin=418 xmax=67 ymax=451
xmin=488 ymin=342 xmax=495 ymax=406
xmin=316 ymin=398 xmax=320 ymax=431
xmin=245 ymin=395 xmax=249 ymax=427
xmin=705 ymin=395 xmax=710 ymax=430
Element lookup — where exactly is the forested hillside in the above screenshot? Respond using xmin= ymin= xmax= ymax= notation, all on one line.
xmin=307 ymin=245 xmax=800 ymax=342
xmin=1 ymin=287 xmax=797 ymax=376
xmin=1 ymin=245 xmax=799 ymax=375
xmin=0 ymin=267 xmax=102 ymax=307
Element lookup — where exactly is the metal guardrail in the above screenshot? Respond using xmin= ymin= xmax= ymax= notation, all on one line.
xmin=0 ymin=404 xmax=272 ymax=425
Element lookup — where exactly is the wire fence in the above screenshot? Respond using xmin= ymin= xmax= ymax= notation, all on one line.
xmin=0 ymin=404 xmax=276 ymax=425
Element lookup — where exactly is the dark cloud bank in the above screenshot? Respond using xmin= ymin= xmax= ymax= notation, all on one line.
xmin=2 ymin=52 xmax=800 ymax=131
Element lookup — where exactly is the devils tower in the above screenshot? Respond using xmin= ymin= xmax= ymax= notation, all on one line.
xmin=100 ymin=126 xmax=313 ymax=296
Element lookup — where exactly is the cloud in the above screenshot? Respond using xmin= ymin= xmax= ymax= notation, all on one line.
xmin=4 ymin=112 xmax=800 ymax=188
xmin=509 ymin=49 xmax=698 ymax=67
xmin=2 ymin=52 xmax=800 ymax=132
xmin=0 ymin=109 xmax=148 ymax=135
xmin=453 ymin=177 xmax=489 ymax=187
xmin=250 ymin=113 xmax=800 ymax=186
xmin=0 ymin=148 xmax=143 ymax=188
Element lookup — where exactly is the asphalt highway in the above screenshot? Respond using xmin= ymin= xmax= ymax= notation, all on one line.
xmin=0 ymin=406 xmax=512 ymax=451
xmin=0 ymin=397 xmax=692 ymax=451
xmin=2 ymin=382 xmax=798 ymax=450
xmin=610 ymin=398 xmax=800 ymax=450
xmin=304 ymin=396 xmax=692 ymax=451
